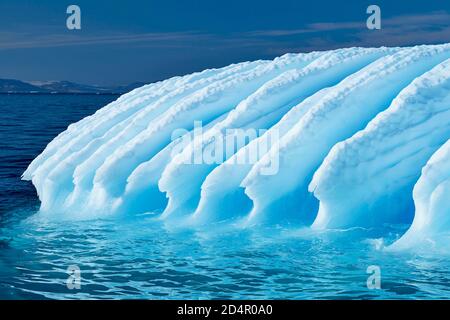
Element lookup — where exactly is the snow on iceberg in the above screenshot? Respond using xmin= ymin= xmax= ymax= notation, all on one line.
xmin=23 ymin=44 xmax=450 ymax=250
xmin=64 ymin=51 xmax=321 ymax=216
xmin=310 ymin=58 xmax=450 ymax=230
xmin=160 ymin=47 xmax=390 ymax=220
xmin=242 ymin=44 xmax=450 ymax=225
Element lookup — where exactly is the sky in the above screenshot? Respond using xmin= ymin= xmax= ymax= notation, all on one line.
xmin=0 ymin=0 xmax=449 ymax=86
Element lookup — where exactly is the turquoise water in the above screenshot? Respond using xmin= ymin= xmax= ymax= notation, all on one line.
xmin=1 ymin=94 xmax=449 ymax=299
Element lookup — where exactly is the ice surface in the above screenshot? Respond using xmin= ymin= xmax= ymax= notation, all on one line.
xmin=243 ymin=44 xmax=450 ymax=225
xmin=390 ymin=139 xmax=450 ymax=250
xmin=310 ymin=58 xmax=450 ymax=230
xmin=160 ymin=47 xmax=390 ymax=220
xmin=24 ymin=44 xmax=450 ymax=249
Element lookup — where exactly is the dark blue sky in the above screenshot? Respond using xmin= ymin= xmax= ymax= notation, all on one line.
xmin=0 ymin=0 xmax=449 ymax=85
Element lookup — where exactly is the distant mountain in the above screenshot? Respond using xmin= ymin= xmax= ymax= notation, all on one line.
xmin=28 ymin=80 xmax=113 ymax=94
xmin=0 ymin=79 xmax=45 ymax=93
xmin=0 ymin=79 xmax=146 ymax=94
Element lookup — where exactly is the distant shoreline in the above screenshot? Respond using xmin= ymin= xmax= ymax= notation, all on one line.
xmin=0 ymin=78 xmax=144 ymax=96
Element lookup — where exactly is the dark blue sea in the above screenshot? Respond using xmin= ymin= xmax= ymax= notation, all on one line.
xmin=0 ymin=94 xmax=449 ymax=299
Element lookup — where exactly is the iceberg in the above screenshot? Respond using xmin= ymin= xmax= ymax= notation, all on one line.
xmin=23 ymin=44 xmax=450 ymax=250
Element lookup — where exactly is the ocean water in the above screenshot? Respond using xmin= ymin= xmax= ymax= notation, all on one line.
xmin=0 ymin=94 xmax=449 ymax=300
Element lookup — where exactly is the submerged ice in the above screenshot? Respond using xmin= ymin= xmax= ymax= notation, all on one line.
xmin=23 ymin=44 xmax=450 ymax=250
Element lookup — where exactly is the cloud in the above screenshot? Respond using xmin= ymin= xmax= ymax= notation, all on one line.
xmin=0 ymin=31 xmax=212 ymax=50
xmin=242 ymin=11 xmax=450 ymax=52
xmin=245 ymin=11 xmax=450 ymax=36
